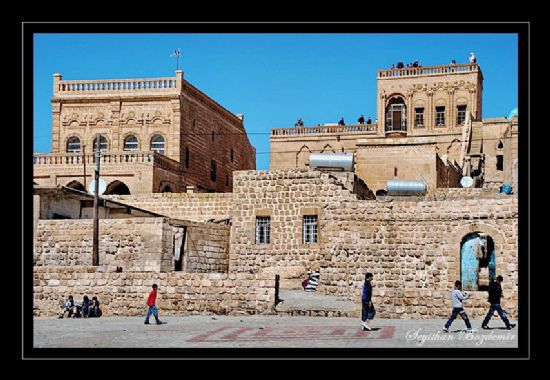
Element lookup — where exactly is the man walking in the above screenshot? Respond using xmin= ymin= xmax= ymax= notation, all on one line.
xmin=361 ymin=272 xmax=375 ymax=331
xmin=481 ymin=275 xmax=516 ymax=330
xmin=144 ymin=284 xmax=166 ymax=325
xmin=443 ymin=280 xmax=472 ymax=333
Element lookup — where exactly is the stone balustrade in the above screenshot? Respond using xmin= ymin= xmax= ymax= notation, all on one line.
xmin=33 ymin=151 xmax=181 ymax=172
xmin=55 ymin=77 xmax=178 ymax=95
xmin=378 ymin=63 xmax=479 ymax=79
xmin=271 ymin=123 xmax=378 ymax=136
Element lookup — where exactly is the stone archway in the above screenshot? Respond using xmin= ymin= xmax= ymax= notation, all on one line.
xmin=447 ymin=223 xmax=506 ymax=285
xmin=66 ymin=180 xmax=86 ymax=192
xmin=296 ymin=145 xmax=311 ymax=168
xmin=104 ymin=180 xmax=131 ymax=195
xmin=161 ymin=184 xmax=174 ymax=193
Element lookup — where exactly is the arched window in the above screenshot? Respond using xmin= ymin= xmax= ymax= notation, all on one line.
xmin=67 ymin=136 xmax=81 ymax=153
xmin=92 ymin=136 xmax=108 ymax=152
xmin=385 ymin=97 xmax=407 ymax=133
xmin=123 ymin=135 xmax=138 ymax=151
xmin=150 ymin=135 xmax=165 ymax=155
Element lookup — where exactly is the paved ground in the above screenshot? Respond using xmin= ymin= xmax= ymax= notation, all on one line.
xmin=33 ymin=315 xmax=518 ymax=348
xmin=276 ymin=290 xmax=356 ymax=313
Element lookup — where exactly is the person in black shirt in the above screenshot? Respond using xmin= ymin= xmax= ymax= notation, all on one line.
xmin=481 ymin=275 xmax=515 ymax=329
xmin=358 ymin=115 xmax=365 ymax=125
xmin=89 ymin=296 xmax=102 ymax=318
xmin=338 ymin=117 xmax=345 ymax=126
xmin=361 ymin=273 xmax=375 ymax=331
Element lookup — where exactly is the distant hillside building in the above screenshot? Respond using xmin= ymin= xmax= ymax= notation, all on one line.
xmin=270 ymin=63 xmax=518 ymax=193
xmin=33 ymin=70 xmax=256 ymax=194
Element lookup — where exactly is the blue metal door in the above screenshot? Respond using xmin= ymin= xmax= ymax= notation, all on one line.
xmin=461 ymin=234 xmax=479 ymax=291
xmin=488 ymin=245 xmax=496 ymax=281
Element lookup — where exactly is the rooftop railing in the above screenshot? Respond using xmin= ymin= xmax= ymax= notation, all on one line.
xmin=378 ymin=63 xmax=479 ymax=79
xmin=55 ymin=78 xmax=178 ymax=94
xmin=271 ymin=123 xmax=377 ymax=136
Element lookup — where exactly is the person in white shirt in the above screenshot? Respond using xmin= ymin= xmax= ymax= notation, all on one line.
xmin=469 ymin=52 xmax=477 ymax=63
xmin=443 ymin=280 xmax=473 ymax=332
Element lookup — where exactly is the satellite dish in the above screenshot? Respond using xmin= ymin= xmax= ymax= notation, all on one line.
xmin=88 ymin=177 xmax=107 ymax=195
xmin=460 ymin=176 xmax=474 ymax=188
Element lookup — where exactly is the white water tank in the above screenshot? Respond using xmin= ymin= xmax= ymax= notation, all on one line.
xmin=386 ymin=180 xmax=427 ymax=195
xmin=309 ymin=153 xmax=354 ymax=171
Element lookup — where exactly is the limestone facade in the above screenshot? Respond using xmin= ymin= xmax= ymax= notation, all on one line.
xmin=34 ymin=71 xmax=256 ymax=194
xmin=33 ymin=169 xmax=518 ymax=319
xmin=270 ymin=63 xmax=518 ymax=194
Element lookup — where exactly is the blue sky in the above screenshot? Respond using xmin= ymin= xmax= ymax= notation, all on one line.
xmin=33 ymin=33 xmax=518 ymax=170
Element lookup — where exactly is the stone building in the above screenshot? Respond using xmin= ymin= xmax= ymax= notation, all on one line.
xmin=33 ymin=70 xmax=256 ymax=194
xmin=33 ymin=61 xmax=519 ymax=321
xmin=270 ymin=63 xmax=518 ymax=193
xmin=34 ymin=169 xmax=518 ymax=319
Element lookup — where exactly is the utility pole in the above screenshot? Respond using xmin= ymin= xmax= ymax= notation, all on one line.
xmin=92 ymin=139 xmax=101 ymax=266
xmin=82 ymin=144 xmax=87 ymax=191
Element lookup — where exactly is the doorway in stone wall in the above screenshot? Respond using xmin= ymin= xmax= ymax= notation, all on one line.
xmin=460 ymin=233 xmax=496 ymax=291
xmin=174 ymin=227 xmax=187 ymax=272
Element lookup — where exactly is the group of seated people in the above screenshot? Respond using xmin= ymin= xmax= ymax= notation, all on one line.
xmin=58 ymin=295 xmax=102 ymax=319
xmin=391 ymin=61 xmax=421 ymax=70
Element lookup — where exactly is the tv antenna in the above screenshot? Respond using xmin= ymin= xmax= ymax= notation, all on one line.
xmin=171 ymin=48 xmax=181 ymax=71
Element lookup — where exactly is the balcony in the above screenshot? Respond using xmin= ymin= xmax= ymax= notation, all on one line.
xmin=33 ymin=151 xmax=181 ymax=173
xmin=378 ymin=63 xmax=480 ymax=79
xmin=384 ymin=120 xmax=408 ymax=136
xmin=271 ymin=123 xmax=377 ymax=136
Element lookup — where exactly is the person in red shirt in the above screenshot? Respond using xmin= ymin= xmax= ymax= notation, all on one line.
xmin=144 ymin=284 xmax=166 ymax=325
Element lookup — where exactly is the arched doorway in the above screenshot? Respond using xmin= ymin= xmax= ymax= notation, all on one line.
xmin=161 ymin=184 xmax=173 ymax=193
xmin=66 ymin=180 xmax=86 ymax=192
xmin=461 ymin=233 xmax=496 ymax=291
xmin=385 ymin=96 xmax=407 ymax=133
xmin=104 ymin=180 xmax=130 ymax=195
xmin=375 ymin=189 xmax=387 ymax=197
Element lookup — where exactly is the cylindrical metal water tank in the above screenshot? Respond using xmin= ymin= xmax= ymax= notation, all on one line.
xmin=386 ymin=180 xmax=427 ymax=195
xmin=309 ymin=153 xmax=354 ymax=171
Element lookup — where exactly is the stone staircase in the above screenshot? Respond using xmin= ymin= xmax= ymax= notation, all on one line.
xmin=469 ymin=121 xmax=484 ymax=155
xmin=274 ymin=290 xmax=358 ymax=317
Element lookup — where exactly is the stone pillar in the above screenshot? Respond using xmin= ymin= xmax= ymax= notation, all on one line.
xmin=51 ymin=74 xmax=63 ymax=153
xmin=171 ymin=98 xmax=182 ymax=163
xmin=53 ymin=73 xmax=62 ymax=96
xmin=175 ymin=70 xmax=184 ymax=92
xmin=447 ymin=88 xmax=455 ymax=130
xmin=110 ymin=100 xmax=121 ymax=151
xmin=407 ymin=92 xmax=413 ymax=134
xmin=378 ymin=93 xmax=386 ymax=136
xmin=51 ymin=101 xmax=62 ymax=153
xmin=427 ymin=91 xmax=434 ymax=132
